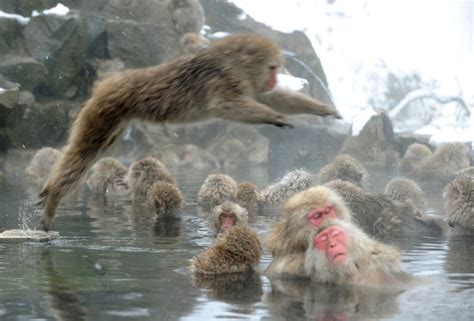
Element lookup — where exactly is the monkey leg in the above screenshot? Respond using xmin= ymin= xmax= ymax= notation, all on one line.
xmin=214 ymin=99 xmax=294 ymax=128
xmin=258 ymin=89 xmax=342 ymax=118
xmin=38 ymin=110 xmax=125 ymax=231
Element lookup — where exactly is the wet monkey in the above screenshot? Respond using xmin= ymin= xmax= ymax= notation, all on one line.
xmin=38 ymin=33 xmax=341 ymax=230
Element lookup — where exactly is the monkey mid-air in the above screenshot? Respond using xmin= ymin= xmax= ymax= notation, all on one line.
xmin=39 ymin=33 xmax=342 ymax=231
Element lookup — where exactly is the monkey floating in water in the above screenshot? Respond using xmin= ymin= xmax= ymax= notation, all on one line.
xmin=0 ymin=229 xmax=59 ymax=243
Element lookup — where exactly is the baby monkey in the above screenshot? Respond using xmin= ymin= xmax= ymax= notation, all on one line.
xmin=38 ymin=33 xmax=341 ymax=230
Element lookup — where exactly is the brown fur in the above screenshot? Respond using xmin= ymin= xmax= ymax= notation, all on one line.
xmin=180 ymin=32 xmax=210 ymax=54
xmin=443 ymin=176 xmax=474 ymax=234
xmin=236 ymin=182 xmax=260 ymax=217
xmin=318 ymin=154 xmax=368 ymax=187
xmin=411 ymin=142 xmax=469 ymax=183
xmin=211 ymin=201 xmax=248 ymax=234
xmin=304 ymin=219 xmax=411 ymax=285
xmin=38 ymin=33 xmax=340 ymax=230
xmin=265 ymin=186 xmax=352 ymax=277
xmin=398 ymin=143 xmax=432 ymax=174
xmin=124 ymin=157 xmax=175 ymax=198
xmin=189 ymin=225 xmax=262 ymax=274
xmin=260 ymin=169 xmax=314 ymax=206
xmin=86 ymin=157 xmax=128 ymax=195
xmin=325 ymin=179 xmax=446 ymax=238
xmin=384 ymin=177 xmax=426 ymax=211
xmin=197 ymin=173 xmax=237 ymax=213
xmin=147 ymin=180 xmax=185 ymax=218
xmin=25 ymin=147 xmax=62 ymax=187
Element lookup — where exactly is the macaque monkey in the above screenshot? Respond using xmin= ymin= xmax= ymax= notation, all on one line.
xmin=318 ymin=154 xmax=368 ymax=187
xmin=38 ymin=33 xmax=341 ymax=230
xmin=398 ymin=143 xmax=432 ymax=174
xmin=325 ymin=180 xmax=446 ymax=238
xmin=265 ymin=186 xmax=352 ymax=277
xmin=236 ymin=182 xmax=260 ymax=217
xmin=411 ymin=142 xmax=469 ymax=183
xmin=384 ymin=177 xmax=426 ymax=211
xmin=443 ymin=176 xmax=474 ymax=235
xmin=260 ymin=169 xmax=314 ymax=206
xmin=189 ymin=225 xmax=262 ymax=274
xmin=212 ymin=201 xmax=248 ymax=235
xmin=86 ymin=157 xmax=128 ymax=195
xmin=25 ymin=147 xmax=62 ymax=187
xmin=180 ymin=32 xmax=210 ymax=54
xmin=147 ymin=180 xmax=185 ymax=218
xmin=304 ymin=219 xmax=412 ymax=285
xmin=167 ymin=0 xmax=205 ymax=36
xmin=197 ymin=173 xmax=237 ymax=213
xmin=123 ymin=157 xmax=175 ymax=198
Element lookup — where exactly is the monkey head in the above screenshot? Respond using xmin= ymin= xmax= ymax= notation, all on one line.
xmin=212 ymin=201 xmax=248 ymax=234
xmin=314 ymin=225 xmax=348 ymax=265
xmin=208 ymin=34 xmax=284 ymax=94
xmin=285 ymin=186 xmax=352 ymax=229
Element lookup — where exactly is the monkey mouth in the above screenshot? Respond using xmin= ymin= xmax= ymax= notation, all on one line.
xmin=331 ymin=252 xmax=347 ymax=264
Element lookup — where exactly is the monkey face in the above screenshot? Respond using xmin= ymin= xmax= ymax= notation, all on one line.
xmin=307 ymin=204 xmax=336 ymax=228
xmin=314 ymin=226 xmax=348 ymax=265
xmin=265 ymin=65 xmax=279 ymax=91
xmin=220 ymin=212 xmax=236 ymax=232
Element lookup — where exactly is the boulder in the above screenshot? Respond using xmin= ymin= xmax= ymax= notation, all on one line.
xmin=0 ymin=55 xmax=47 ymax=91
xmin=107 ymin=20 xmax=180 ymax=68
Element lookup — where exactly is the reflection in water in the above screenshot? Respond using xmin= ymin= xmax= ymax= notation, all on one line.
xmin=191 ymin=271 xmax=263 ymax=304
xmin=0 ymin=167 xmax=473 ymax=320
xmin=445 ymin=235 xmax=474 ymax=289
xmin=266 ymin=278 xmax=402 ymax=321
xmin=41 ymin=251 xmax=89 ymax=321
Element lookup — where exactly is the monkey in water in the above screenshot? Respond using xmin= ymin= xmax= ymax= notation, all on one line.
xmin=38 ymin=33 xmax=341 ymax=230
xmin=443 ymin=176 xmax=474 ymax=235
xmin=265 ymin=186 xmax=352 ymax=278
xmin=211 ymin=201 xmax=249 ymax=235
xmin=197 ymin=173 xmax=238 ymax=213
xmin=304 ymin=219 xmax=412 ymax=286
xmin=189 ymin=225 xmax=262 ymax=275
xmin=25 ymin=147 xmax=62 ymax=188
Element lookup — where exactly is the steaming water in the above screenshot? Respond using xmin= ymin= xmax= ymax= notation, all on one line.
xmin=0 ymin=169 xmax=473 ymax=321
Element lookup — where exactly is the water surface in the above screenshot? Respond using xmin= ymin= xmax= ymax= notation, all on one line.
xmin=0 ymin=168 xmax=472 ymax=321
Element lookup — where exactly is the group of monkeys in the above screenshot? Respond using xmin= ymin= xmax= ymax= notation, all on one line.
xmin=19 ymin=32 xmax=472 ymax=287
xmin=25 ymin=138 xmax=473 ymax=286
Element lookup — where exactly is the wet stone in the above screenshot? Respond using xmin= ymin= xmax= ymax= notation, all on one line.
xmin=0 ymin=229 xmax=59 ymax=242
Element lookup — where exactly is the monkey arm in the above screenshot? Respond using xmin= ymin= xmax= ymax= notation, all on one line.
xmin=211 ymin=98 xmax=294 ymax=128
xmin=258 ymin=89 xmax=342 ymax=119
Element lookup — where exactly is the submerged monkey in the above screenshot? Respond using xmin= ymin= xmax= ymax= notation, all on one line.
xmin=38 ymin=33 xmax=341 ymax=230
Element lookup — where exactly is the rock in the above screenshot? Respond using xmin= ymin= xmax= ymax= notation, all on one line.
xmin=9 ymin=100 xmax=70 ymax=148
xmin=0 ymin=86 xmax=19 ymax=109
xmin=0 ymin=16 xmax=29 ymax=55
xmin=107 ymin=20 xmax=180 ymax=68
xmin=23 ymin=11 xmax=106 ymax=98
xmin=0 ymin=55 xmax=47 ymax=91
xmin=339 ymin=111 xmax=398 ymax=169
xmin=0 ymin=229 xmax=59 ymax=242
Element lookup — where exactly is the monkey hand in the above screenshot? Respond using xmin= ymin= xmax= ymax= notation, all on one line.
xmin=40 ymin=217 xmax=53 ymax=232
xmin=270 ymin=119 xmax=294 ymax=129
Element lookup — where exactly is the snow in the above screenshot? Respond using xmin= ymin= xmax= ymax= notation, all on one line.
xmin=32 ymin=3 xmax=70 ymax=17
xmin=0 ymin=10 xmax=30 ymax=25
xmin=231 ymin=0 xmax=473 ymax=143
xmin=276 ymin=74 xmax=309 ymax=92
xmin=351 ymin=107 xmax=377 ymax=136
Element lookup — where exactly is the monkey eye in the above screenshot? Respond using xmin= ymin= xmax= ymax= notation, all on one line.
xmin=324 ymin=205 xmax=333 ymax=214
xmin=269 ymin=65 xmax=277 ymax=71
xmin=316 ymin=234 xmax=328 ymax=245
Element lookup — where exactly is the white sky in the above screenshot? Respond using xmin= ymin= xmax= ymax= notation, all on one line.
xmin=232 ymin=0 xmax=473 ymax=143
